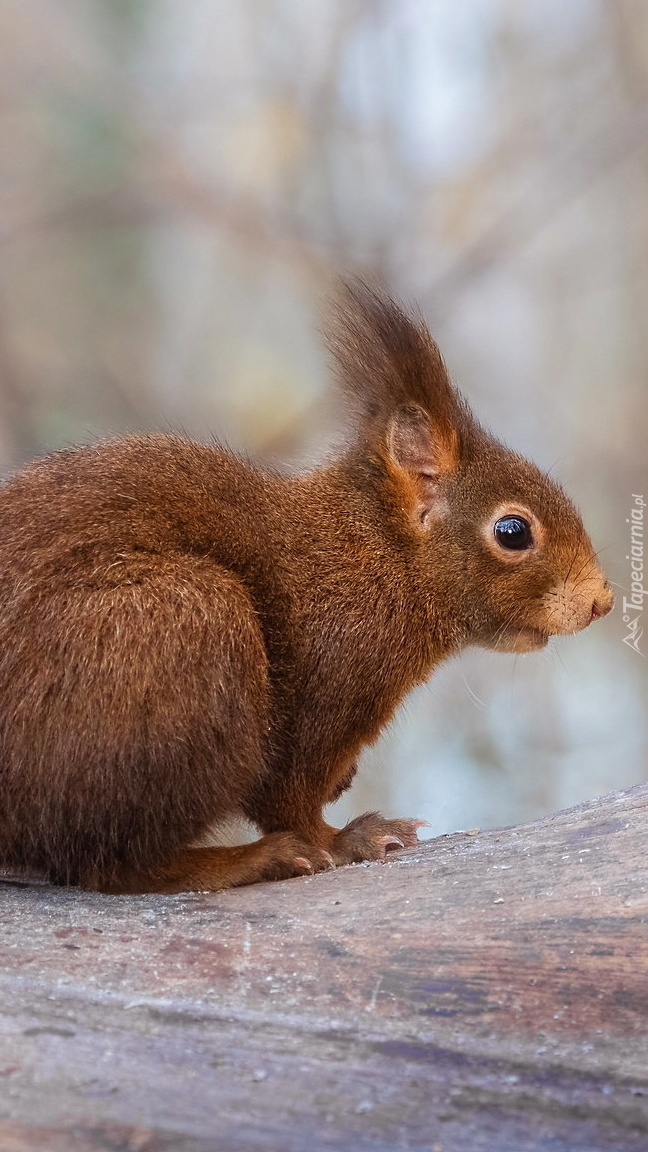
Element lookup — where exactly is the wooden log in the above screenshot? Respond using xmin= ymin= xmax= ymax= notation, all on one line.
xmin=1 ymin=784 xmax=648 ymax=1151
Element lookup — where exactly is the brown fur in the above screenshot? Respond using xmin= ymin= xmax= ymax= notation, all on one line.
xmin=0 ymin=282 xmax=613 ymax=893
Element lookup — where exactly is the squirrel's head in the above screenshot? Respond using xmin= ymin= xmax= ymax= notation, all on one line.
xmin=331 ymin=281 xmax=613 ymax=655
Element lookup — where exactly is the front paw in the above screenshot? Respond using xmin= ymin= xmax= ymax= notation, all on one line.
xmin=330 ymin=812 xmax=427 ymax=866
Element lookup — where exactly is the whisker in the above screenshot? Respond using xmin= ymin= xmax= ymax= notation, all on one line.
xmin=462 ymin=676 xmax=487 ymax=711
xmin=570 ymin=545 xmax=611 ymax=589
xmin=564 ymin=545 xmax=581 ymax=585
xmin=488 ymin=606 xmax=546 ymax=653
xmin=553 ymin=645 xmax=572 ymax=680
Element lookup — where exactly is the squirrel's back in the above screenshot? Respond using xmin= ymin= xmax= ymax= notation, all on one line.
xmin=0 ymin=433 xmax=279 ymax=577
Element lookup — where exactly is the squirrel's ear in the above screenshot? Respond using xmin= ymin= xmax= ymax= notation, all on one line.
xmin=387 ymin=402 xmax=459 ymax=525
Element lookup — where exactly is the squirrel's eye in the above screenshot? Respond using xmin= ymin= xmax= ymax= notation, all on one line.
xmin=494 ymin=516 xmax=533 ymax=551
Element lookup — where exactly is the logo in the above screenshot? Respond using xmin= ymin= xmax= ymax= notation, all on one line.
xmin=622 ymin=494 xmax=645 ymax=656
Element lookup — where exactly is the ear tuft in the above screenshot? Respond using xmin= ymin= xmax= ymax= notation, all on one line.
xmin=327 ymin=278 xmax=473 ymax=460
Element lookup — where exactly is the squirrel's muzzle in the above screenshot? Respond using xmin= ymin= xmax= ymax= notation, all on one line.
xmin=542 ymin=570 xmax=614 ymax=636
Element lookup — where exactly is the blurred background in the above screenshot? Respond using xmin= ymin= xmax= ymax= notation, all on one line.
xmin=0 ymin=0 xmax=646 ymax=836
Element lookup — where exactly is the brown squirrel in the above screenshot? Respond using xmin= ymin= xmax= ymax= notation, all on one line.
xmin=0 ymin=283 xmax=613 ymax=894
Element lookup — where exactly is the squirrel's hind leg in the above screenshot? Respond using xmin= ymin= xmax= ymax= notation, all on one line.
xmin=98 ymin=835 xmax=334 ymax=894
xmin=0 ymin=555 xmax=274 ymax=887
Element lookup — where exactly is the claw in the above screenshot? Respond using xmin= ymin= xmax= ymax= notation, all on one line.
xmin=293 ymin=856 xmax=313 ymax=873
xmin=319 ymin=851 xmax=335 ymax=870
xmin=379 ymin=835 xmax=405 ymax=853
xmin=412 ymin=820 xmax=432 ymax=830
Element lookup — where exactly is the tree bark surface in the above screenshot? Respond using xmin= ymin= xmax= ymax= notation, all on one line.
xmin=1 ymin=783 xmax=648 ymax=1152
